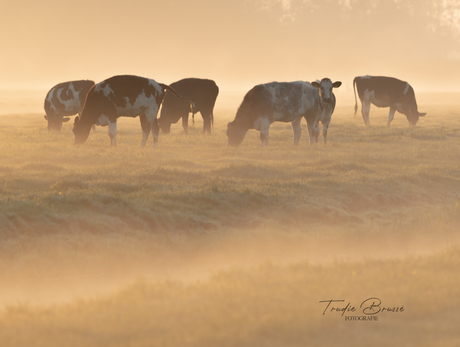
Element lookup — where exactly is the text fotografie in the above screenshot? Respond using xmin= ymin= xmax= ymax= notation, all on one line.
xmin=319 ymin=298 xmax=405 ymax=318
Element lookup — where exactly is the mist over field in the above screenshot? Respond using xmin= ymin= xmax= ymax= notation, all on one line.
xmin=1 ymin=0 xmax=460 ymax=91
xmin=1 ymin=0 xmax=460 ymax=345
xmin=1 ymin=95 xmax=460 ymax=345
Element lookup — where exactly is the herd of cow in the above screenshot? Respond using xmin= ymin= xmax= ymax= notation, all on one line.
xmin=43 ymin=74 xmax=426 ymax=147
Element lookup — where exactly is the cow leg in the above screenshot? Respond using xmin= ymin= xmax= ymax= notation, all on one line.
xmin=108 ymin=120 xmax=117 ymax=146
xmin=140 ymin=114 xmax=151 ymax=148
xmin=182 ymin=114 xmax=189 ymax=134
xmin=322 ymin=120 xmax=330 ymax=143
xmin=387 ymin=107 xmax=396 ymax=127
xmin=201 ymin=109 xmax=212 ymax=134
xmin=291 ymin=118 xmax=302 ymax=145
xmin=259 ymin=119 xmax=270 ymax=147
xmin=313 ymin=120 xmax=320 ymax=143
xmin=305 ymin=118 xmax=317 ymax=145
xmin=316 ymin=126 xmax=320 ymax=142
xmin=152 ymin=119 xmax=160 ymax=148
xmin=361 ymin=101 xmax=371 ymax=126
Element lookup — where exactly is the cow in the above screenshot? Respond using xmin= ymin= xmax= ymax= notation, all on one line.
xmin=72 ymin=75 xmax=194 ymax=147
xmin=44 ymin=80 xmax=95 ymax=131
xmin=226 ymin=78 xmax=341 ymax=147
xmin=157 ymin=78 xmax=219 ymax=134
xmin=353 ymin=75 xmax=426 ymax=127
xmin=311 ymin=78 xmax=341 ymax=143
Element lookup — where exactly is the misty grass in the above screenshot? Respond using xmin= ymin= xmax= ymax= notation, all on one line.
xmin=1 ymin=109 xmax=459 ymax=248
xmin=0 ymin=103 xmax=460 ymax=346
xmin=1 ymin=247 xmax=460 ymax=347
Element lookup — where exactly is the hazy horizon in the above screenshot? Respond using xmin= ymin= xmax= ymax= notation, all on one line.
xmin=1 ymin=0 xmax=460 ymax=93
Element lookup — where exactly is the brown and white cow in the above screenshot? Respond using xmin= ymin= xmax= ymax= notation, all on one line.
xmin=72 ymin=75 xmax=194 ymax=147
xmin=353 ymin=75 xmax=426 ymax=127
xmin=227 ymin=79 xmax=341 ymax=147
xmin=44 ymin=80 xmax=95 ymax=131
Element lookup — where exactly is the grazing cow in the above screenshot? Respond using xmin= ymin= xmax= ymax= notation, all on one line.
xmin=72 ymin=75 xmax=194 ymax=147
xmin=44 ymin=80 xmax=95 ymax=131
xmin=353 ymin=75 xmax=426 ymax=127
xmin=157 ymin=78 xmax=219 ymax=134
xmin=227 ymin=79 xmax=341 ymax=147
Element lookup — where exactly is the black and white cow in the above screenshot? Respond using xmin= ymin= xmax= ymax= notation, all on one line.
xmin=157 ymin=78 xmax=219 ymax=134
xmin=44 ymin=80 xmax=95 ymax=131
xmin=72 ymin=75 xmax=194 ymax=147
xmin=311 ymin=78 xmax=342 ymax=142
xmin=353 ymin=75 xmax=426 ymax=127
xmin=227 ymin=79 xmax=341 ymax=147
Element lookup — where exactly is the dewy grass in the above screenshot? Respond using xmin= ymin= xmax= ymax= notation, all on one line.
xmin=1 ymin=248 xmax=460 ymax=347
xmin=0 ymin=99 xmax=459 ymax=346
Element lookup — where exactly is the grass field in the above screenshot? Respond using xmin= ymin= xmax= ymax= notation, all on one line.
xmin=0 ymin=93 xmax=459 ymax=346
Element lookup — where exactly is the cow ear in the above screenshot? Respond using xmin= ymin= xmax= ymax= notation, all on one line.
xmin=333 ymin=81 xmax=342 ymax=88
xmin=420 ymin=113 xmax=426 ymax=117
xmin=62 ymin=117 xmax=71 ymax=123
xmin=311 ymin=81 xmax=320 ymax=89
xmin=44 ymin=115 xmax=48 ymax=120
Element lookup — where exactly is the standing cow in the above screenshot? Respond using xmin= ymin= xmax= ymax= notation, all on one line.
xmin=157 ymin=78 xmax=219 ymax=134
xmin=44 ymin=80 xmax=95 ymax=131
xmin=72 ymin=75 xmax=194 ymax=147
xmin=227 ymin=78 xmax=341 ymax=147
xmin=353 ymin=75 xmax=426 ymax=127
xmin=311 ymin=78 xmax=342 ymax=143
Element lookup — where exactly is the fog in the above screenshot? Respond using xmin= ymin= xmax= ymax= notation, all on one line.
xmin=1 ymin=0 xmax=459 ymax=93
xmin=1 ymin=2 xmax=460 ymax=345
xmin=1 ymin=104 xmax=460 ymax=345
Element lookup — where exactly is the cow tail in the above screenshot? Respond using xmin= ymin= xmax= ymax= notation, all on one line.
xmin=353 ymin=77 xmax=358 ymax=117
xmin=160 ymin=83 xmax=196 ymax=117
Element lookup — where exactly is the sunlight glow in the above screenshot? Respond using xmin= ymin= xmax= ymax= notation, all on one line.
xmin=439 ymin=0 xmax=460 ymax=35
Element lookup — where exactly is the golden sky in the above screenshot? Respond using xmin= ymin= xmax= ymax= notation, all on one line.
xmin=1 ymin=0 xmax=459 ymax=92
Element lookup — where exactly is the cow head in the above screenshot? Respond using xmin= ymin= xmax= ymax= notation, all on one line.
xmin=311 ymin=79 xmax=342 ymax=105
xmin=406 ymin=110 xmax=426 ymax=127
xmin=227 ymin=121 xmax=248 ymax=147
xmin=44 ymin=114 xmax=71 ymax=131
xmin=72 ymin=116 xmax=91 ymax=144
xmin=402 ymin=88 xmax=426 ymax=126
